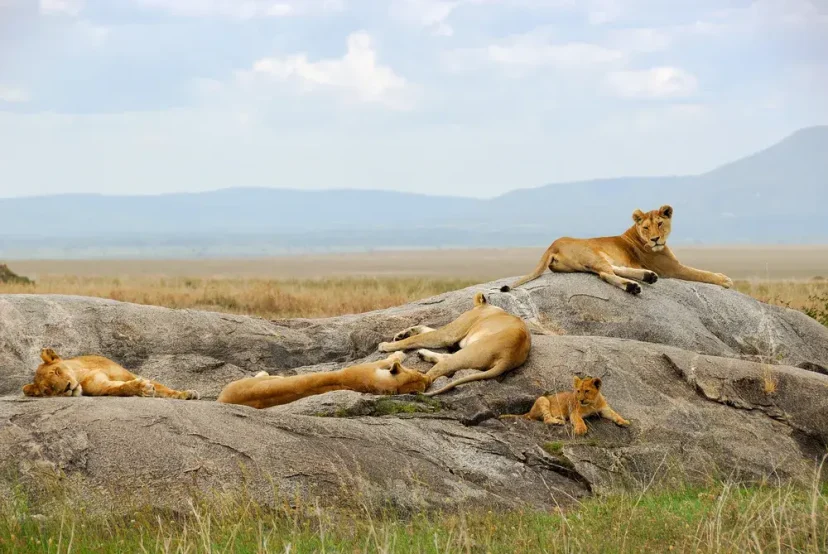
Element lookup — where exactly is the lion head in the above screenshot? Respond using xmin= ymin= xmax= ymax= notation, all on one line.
xmin=387 ymin=360 xmax=430 ymax=394
xmin=22 ymin=348 xmax=82 ymax=398
xmin=573 ymin=376 xmax=602 ymax=407
xmin=632 ymin=205 xmax=673 ymax=252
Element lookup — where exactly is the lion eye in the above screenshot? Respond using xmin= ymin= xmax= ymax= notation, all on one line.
xmin=642 ymin=226 xmax=649 ymax=231
xmin=658 ymin=222 xmax=663 ymax=227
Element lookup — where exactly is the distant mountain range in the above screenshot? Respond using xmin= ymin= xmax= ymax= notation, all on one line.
xmin=1 ymin=126 xmax=826 ymax=259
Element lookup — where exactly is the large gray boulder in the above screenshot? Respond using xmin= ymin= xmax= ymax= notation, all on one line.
xmin=1 ymin=273 xmax=827 ymax=513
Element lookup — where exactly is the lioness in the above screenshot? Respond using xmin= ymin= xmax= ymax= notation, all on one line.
xmin=501 ymin=205 xmax=733 ymax=294
xmin=22 ymin=348 xmax=200 ymax=399
xmin=378 ymin=292 xmax=531 ymax=396
xmin=217 ymin=352 xmax=429 ymax=409
xmin=500 ymin=376 xmax=629 ymax=435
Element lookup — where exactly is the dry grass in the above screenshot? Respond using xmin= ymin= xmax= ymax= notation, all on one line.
xmin=2 ymin=274 xmax=828 ymax=320
xmin=0 ymin=275 xmax=479 ymax=319
xmin=733 ymin=278 xmax=828 ymax=312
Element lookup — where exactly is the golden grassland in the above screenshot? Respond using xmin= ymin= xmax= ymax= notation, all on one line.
xmin=1 ymin=273 xmax=827 ymax=320
xmin=0 ymin=275 xmax=480 ymax=319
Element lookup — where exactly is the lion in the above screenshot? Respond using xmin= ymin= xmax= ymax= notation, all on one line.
xmin=378 ymin=292 xmax=531 ymax=396
xmin=501 ymin=205 xmax=733 ymax=295
xmin=216 ymin=352 xmax=429 ymax=409
xmin=500 ymin=376 xmax=629 ymax=435
xmin=22 ymin=348 xmax=200 ymax=400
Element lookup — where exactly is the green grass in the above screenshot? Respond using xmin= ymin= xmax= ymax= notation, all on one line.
xmin=3 ymin=481 xmax=827 ymax=553
xmin=372 ymin=396 xmax=442 ymax=416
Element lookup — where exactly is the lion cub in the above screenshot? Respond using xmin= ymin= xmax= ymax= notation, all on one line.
xmin=501 ymin=376 xmax=629 ymax=435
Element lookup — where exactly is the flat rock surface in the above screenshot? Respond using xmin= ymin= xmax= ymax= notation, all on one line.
xmin=1 ymin=274 xmax=827 ymax=512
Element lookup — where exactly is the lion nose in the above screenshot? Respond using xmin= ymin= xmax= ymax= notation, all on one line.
xmin=651 ymin=238 xmax=660 ymax=243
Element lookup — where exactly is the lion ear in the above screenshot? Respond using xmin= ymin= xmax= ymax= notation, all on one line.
xmin=22 ymin=383 xmax=41 ymax=397
xmin=592 ymin=377 xmax=602 ymax=390
xmin=573 ymin=376 xmax=582 ymax=388
xmin=632 ymin=209 xmax=645 ymax=224
xmin=389 ymin=361 xmax=402 ymax=375
xmin=41 ymin=348 xmax=60 ymax=364
xmin=658 ymin=205 xmax=673 ymax=219
xmin=474 ymin=292 xmax=487 ymax=306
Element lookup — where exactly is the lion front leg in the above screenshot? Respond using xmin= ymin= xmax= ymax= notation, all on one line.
xmin=149 ymin=380 xmax=200 ymax=400
xmin=85 ymin=374 xmax=156 ymax=397
xmin=599 ymin=406 xmax=630 ymax=427
xmin=569 ymin=410 xmax=588 ymax=435
xmin=666 ymin=264 xmax=733 ymax=288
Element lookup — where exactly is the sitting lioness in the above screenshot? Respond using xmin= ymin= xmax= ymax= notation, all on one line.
xmin=378 ymin=292 xmax=531 ymax=396
xmin=22 ymin=348 xmax=200 ymax=399
xmin=217 ymin=352 xmax=429 ymax=409
xmin=500 ymin=376 xmax=629 ymax=435
xmin=501 ymin=205 xmax=733 ymax=295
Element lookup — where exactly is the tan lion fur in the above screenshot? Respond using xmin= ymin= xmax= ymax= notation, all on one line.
xmin=502 ymin=205 xmax=733 ymax=295
xmin=500 ymin=376 xmax=629 ymax=435
xmin=216 ymin=352 xmax=429 ymax=409
xmin=378 ymin=292 xmax=531 ymax=396
xmin=22 ymin=348 xmax=200 ymax=400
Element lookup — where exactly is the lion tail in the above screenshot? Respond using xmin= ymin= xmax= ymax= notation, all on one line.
xmin=498 ymin=413 xmax=531 ymax=420
xmin=500 ymin=247 xmax=555 ymax=292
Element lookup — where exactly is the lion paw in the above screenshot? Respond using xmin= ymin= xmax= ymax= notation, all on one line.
xmin=719 ymin=275 xmax=733 ymax=289
xmin=387 ymin=351 xmax=406 ymax=363
xmin=132 ymin=379 xmax=156 ymax=397
xmin=573 ymin=423 xmax=588 ymax=436
xmin=616 ymin=418 xmax=630 ymax=427
xmin=183 ymin=390 xmax=200 ymax=400
xmin=543 ymin=417 xmax=565 ymax=425
xmin=624 ymin=282 xmax=642 ymax=295
xmin=643 ymin=271 xmax=659 ymax=284
xmin=378 ymin=342 xmax=395 ymax=352
xmin=416 ymin=349 xmax=439 ymax=363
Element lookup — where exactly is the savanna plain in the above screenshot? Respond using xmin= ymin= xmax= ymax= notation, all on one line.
xmin=2 ymin=246 xmax=828 ymax=553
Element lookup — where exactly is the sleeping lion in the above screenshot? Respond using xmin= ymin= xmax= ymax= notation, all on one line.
xmin=22 ymin=348 xmax=200 ymax=400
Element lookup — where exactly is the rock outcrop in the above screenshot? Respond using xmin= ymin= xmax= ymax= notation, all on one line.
xmin=1 ymin=274 xmax=827 ymax=512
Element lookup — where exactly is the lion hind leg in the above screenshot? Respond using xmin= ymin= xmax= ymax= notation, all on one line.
xmin=611 ymin=265 xmax=658 ymax=284
xmin=393 ymin=325 xmax=436 ymax=342
xmin=425 ymin=359 xmax=513 ymax=396
xmin=423 ymin=341 xmax=496 ymax=381
xmin=379 ymin=312 xmax=478 ymax=353
xmin=532 ymin=396 xmax=565 ymax=424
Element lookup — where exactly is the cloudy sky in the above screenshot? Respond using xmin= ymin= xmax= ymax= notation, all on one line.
xmin=0 ymin=0 xmax=826 ymax=198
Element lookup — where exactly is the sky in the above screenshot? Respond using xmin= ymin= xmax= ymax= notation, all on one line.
xmin=0 ymin=0 xmax=826 ymax=199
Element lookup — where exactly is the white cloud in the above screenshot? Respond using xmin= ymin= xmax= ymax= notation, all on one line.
xmin=608 ymin=28 xmax=672 ymax=53
xmin=391 ymin=0 xmax=460 ymax=36
xmin=40 ymin=0 xmax=83 ymax=16
xmin=242 ymin=32 xmax=412 ymax=109
xmin=133 ymin=0 xmax=343 ymax=19
xmin=587 ymin=0 xmax=620 ymax=24
xmin=0 ymin=86 xmax=28 ymax=103
xmin=606 ymin=67 xmax=698 ymax=99
xmin=75 ymin=20 xmax=110 ymax=45
xmin=445 ymin=28 xmax=622 ymax=73
xmin=488 ymin=41 xmax=622 ymax=67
